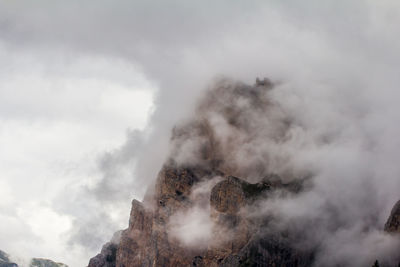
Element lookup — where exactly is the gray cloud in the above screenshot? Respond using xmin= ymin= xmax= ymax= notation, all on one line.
xmin=161 ymin=76 xmax=400 ymax=266
xmin=1 ymin=1 xmax=400 ymax=266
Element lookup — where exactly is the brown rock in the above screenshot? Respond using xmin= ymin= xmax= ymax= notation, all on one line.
xmin=87 ymin=78 xmax=318 ymax=267
xmin=88 ymin=231 xmax=121 ymax=267
xmin=154 ymin=167 xmax=198 ymax=222
xmin=89 ymin=166 xmax=310 ymax=267
xmin=206 ymin=176 xmax=268 ymax=262
xmin=210 ymin=176 xmax=246 ymax=214
xmin=88 ymin=242 xmax=118 ymax=267
xmin=210 ymin=176 xmax=272 ymax=214
xmin=114 ymin=166 xmax=204 ymax=267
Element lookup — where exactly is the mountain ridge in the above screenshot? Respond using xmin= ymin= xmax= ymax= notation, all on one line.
xmin=88 ymin=78 xmax=400 ymax=267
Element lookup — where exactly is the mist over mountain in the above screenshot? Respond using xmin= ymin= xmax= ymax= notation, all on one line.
xmin=89 ymin=78 xmax=400 ymax=267
xmin=0 ymin=249 xmax=67 ymax=267
xmin=1 ymin=1 xmax=400 ymax=266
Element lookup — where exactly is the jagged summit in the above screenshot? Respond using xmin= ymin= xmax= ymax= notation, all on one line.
xmin=88 ymin=78 xmax=400 ymax=267
xmin=88 ymin=78 xmax=313 ymax=267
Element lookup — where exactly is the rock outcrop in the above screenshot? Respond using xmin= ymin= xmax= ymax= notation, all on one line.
xmin=88 ymin=231 xmax=121 ymax=267
xmin=0 ymin=250 xmax=17 ymax=267
xmin=88 ymin=78 xmax=398 ymax=266
xmin=89 ymin=165 xmax=311 ymax=267
xmin=115 ymin=167 xmax=209 ymax=267
xmin=88 ymin=242 xmax=118 ymax=267
xmin=384 ymin=200 xmax=400 ymax=233
xmin=88 ymin=78 xmax=316 ymax=267
xmin=29 ymin=258 xmax=68 ymax=267
xmin=0 ymin=250 xmax=67 ymax=267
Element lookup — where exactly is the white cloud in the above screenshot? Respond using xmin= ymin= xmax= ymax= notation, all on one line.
xmin=0 ymin=44 xmax=155 ymax=265
xmin=0 ymin=1 xmax=400 ymax=266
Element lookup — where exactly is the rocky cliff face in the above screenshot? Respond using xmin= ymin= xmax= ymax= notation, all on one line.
xmin=385 ymin=200 xmax=400 ymax=233
xmin=88 ymin=78 xmax=400 ymax=267
xmin=0 ymin=250 xmax=17 ymax=267
xmin=89 ymin=167 xmax=400 ymax=267
xmin=89 ymin=165 xmax=312 ymax=267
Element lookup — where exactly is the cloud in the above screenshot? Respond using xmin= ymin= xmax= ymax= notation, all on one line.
xmin=164 ymin=76 xmax=400 ymax=265
xmin=0 ymin=40 xmax=155 ymax=265
xmin=167 ymin=176 xmax=222 ymax=248
xmin=1 ymin=0 xmax=400 ymax=266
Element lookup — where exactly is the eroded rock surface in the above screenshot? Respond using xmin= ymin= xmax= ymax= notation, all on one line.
xmin=87 ymin=79 xmax=314 ymax=266
xmin=89 ymin=164 xmax=310 ymax=267
xmin=116 ymin=166 xmax=209 ymax=267
xmin=88 ymin=242 xmax=118 ymax=267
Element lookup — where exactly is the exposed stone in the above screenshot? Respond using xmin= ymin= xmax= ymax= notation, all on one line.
xmin=88 ymin=242 xmax=118 ymax=267
xmin=0 ymin=251 xmax=11 ymax=263
xmin=30 ymin=258 xmax=68 ymax=267
xmin=87 ymin=78 xmax=400 ymax=266
xmin=384 ymin=200 xmax=400 ymax=233
xmin=88 ymin=231 xmax=121 ymax=267
xmin=89 ymin=165 xmax=312 ymax=267
xmin=0 ymin=250 xmax=67 ymax=267
xmin=154 ymin=167 xmax=199 ymax=223
xmin=0 ymin=250 xmax=17 ymax=267
xmin=210 ymin=176 xmax=272 ymax=214
xmin=88 ymin=161 xmax=313 ymax=267
xmin=241 ymin=229 xmax=315 ymax=267
xmin=114 ymin=166 xmax=204 ymax=267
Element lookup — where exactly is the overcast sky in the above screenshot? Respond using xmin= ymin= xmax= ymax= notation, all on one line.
xmin=1 ymin=1 xmax=400 ymax=266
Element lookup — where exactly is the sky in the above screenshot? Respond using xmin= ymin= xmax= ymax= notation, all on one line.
xmin=0 ymin=1 xmax=400 ymax=266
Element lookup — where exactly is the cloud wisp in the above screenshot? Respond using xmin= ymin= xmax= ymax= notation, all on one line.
xmin=1 ymin=1 xmax=400 ymax=266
